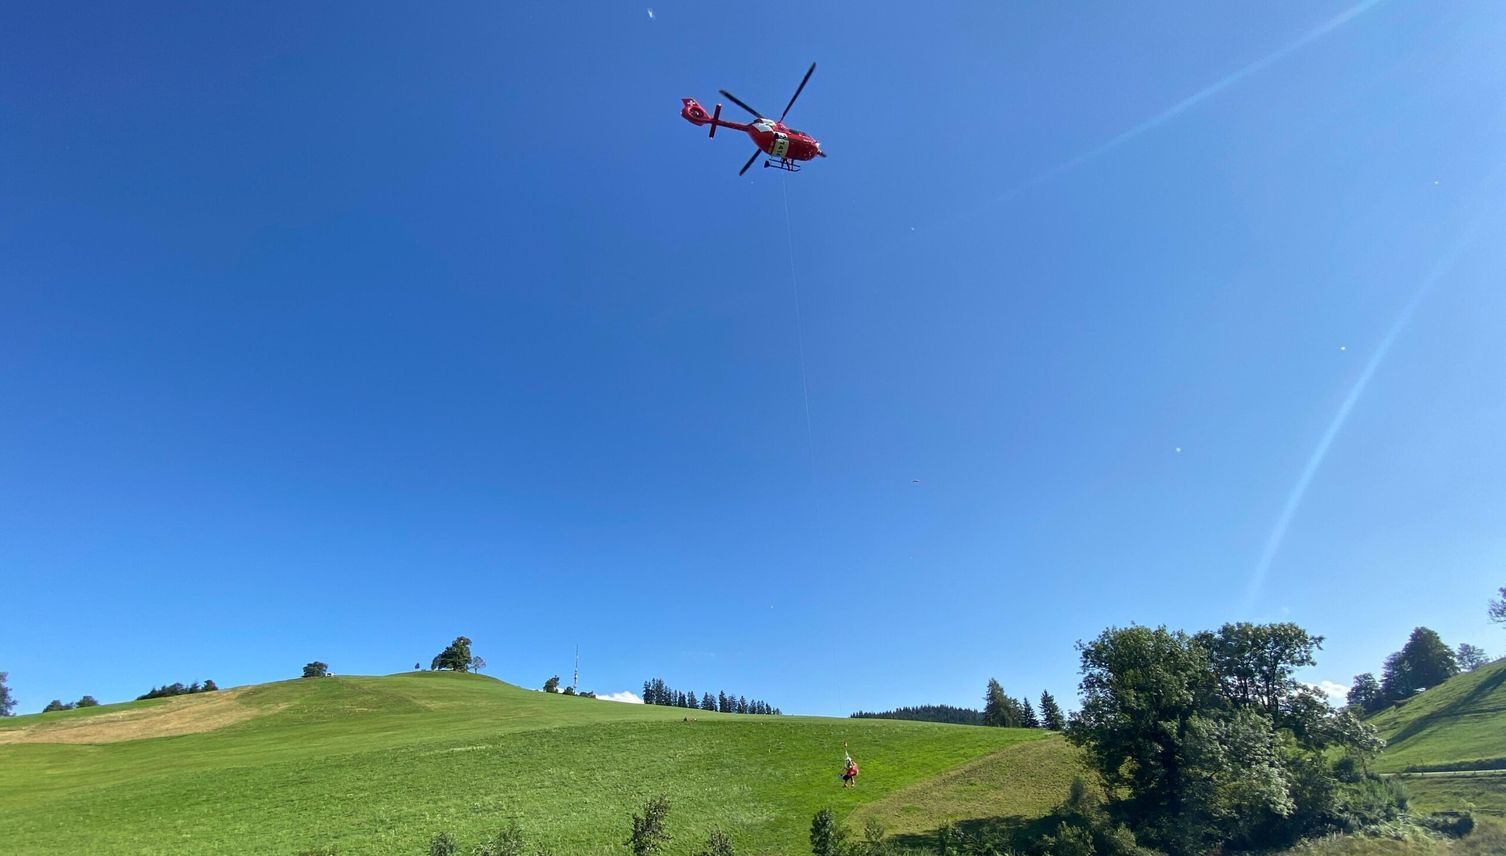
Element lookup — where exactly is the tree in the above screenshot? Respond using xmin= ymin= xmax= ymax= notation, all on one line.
xmin=0 ymin=672 xmax=15 ymax=717
xmin=202 ymin=679 xmax=218 ymax=692
xmin=543 ymin=675 xmax=561 ymax=693
xmin=1198 ymin=622 xmax=1322 ymax=725
xmin=1456 ymin=643 xmax=1490 ymax=672
xmin=1382 ymin=627 xmax=1457 ymax=701
xmin=76 ymin=695 xmax=99 ymax=708
xmin=1379 ymin=651 xmax=1412 ymax=703
xmin=1020 ymin=697 xmax=1041 ymax=728
xmin=432 ymin=636 xmax=474 ymax=672
xmin=43 ymin=699 xmax=71 ymax=713
xmin=471 ymin=655 xmax=487 ymax=673
xmin=691 ymin=829 xmax=736 ymax=856
xmin=809 ymin=808 xmax=847 ymax=856
xmin=302 ymin=661 xmax=328 ymax=678
xmin=1347 ymin=673 xmax=1383 ymax=713
xmin=718 ymin=691 xmax=730 ymax=713
xmin=701 ymin=692 xmax=716 ymax=712
xmin=626 ymin=795 xmax=671 ymax=856
xmin=983 ymin=678 xmax=1021 ymax=727
xmin=1039 ymin=691 xmax=1065 ymax=730
xmin=415 ymin=662 xmax=422 ymax=671
xmin=562 ymin=686 xmax=576 ymax=696
xmin=1490 ymin=586 xmax=1506 ymax=628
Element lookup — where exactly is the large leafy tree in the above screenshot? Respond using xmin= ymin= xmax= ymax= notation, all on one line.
xmin=1197 ymin=622 xmax=1322 ymax=725
xmin=0 ymin=672 xmax=15 ymax=717
xmin=431 ymin=636 xmax=474 ymax=672
xmin=1381 ymin=627 xmax=1457 ymax=701
xmin=1347 ymin=673 xmax=1383 ymax=713
xmin=1456 ymin=643 xmax=1489 ymax=672
xmin=1489 ymin=586 xmax=1506 ymax=628
xmin=1068 ymin=623 xmax=1384 ymax=856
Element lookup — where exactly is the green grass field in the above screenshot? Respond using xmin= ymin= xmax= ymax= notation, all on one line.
xmin=1365 ymin=657 xmax=1506 ymax=819
xmin=0 ymin=672 xmax=1051 ymax=855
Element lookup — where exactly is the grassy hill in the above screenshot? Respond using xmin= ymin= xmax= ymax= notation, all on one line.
xmin=1367 ymin=657 xmax=1506 ymax=817
xmin=0 ymin=672 xmax=1058 ymax=854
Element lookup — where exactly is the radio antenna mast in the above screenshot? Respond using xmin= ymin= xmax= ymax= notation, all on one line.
xmin=572 ymin=644 xmax=580 ymax=692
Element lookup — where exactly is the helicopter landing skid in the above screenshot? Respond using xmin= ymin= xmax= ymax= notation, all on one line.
xmin=762 ymin=158 xmax=801 ymax=173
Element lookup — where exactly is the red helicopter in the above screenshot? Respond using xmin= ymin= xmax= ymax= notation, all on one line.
xmin=680 ymin=62 xmax=825 ymax=175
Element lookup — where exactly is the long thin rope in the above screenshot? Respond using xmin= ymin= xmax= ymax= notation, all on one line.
xmin=781 ymin=179 xmax=818 ymax=480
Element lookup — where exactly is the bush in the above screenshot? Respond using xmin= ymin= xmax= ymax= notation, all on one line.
xmin=303 ymin=662 xmax=329 ymax=678
xmin=477 ymin=823 xmax=526 ymax=856
xmin=810 ymin=808 xmax=847 ymax=856
xmin=1042 ymin=821 xmax=1095 ymax=856
xmin=626 ymin=795 xmax=671 ymax=856
xmin=1418 ymin=811 xmax=1474 ymax=838
xmin=690 ymin=829 xmax=736 ymax=856
xmin=428 ymin=831 xmax=457 ymax=856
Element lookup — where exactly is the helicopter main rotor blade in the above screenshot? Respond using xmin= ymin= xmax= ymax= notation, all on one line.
xmin=738 ymin=148 xmax=762 ymax=176
xmin=778 ymin=62 xmax=816 ymax=121
xmin=718 ymin=89 xmax=766 ymax=119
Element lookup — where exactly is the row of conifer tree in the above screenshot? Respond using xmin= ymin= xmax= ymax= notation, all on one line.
xmin=641 ymin=678 xmax=780 ymax=715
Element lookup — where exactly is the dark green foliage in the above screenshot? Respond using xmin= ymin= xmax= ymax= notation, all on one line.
xmin=0 ymin=672 xmax=14 ymax=716
xmin=1347 ymin=672 xmax=1384 ymax=713
xmin=476 ymin=823 xmax=525 ymax=856
xmin=850 ymin=704 xmax=983 ymax=725
xmin=1381 ymin=627 xmax=1458 ymax=702
xmin=1040 ymin=691 xmax=1066 ymax=731
xmin=136 ymin=680 xmax=215 ymax=700
xmin=808 ymin=808 xmax=846 ymax=856
xmin=302 ymin=662 xmax=328 ymax=678
xmin=75 ymin=695 xmax=99 ymax=708
xmin=690 ymin=829 xmax=736 ymax=856
xmin=1418 ymin=810 xmax=1474 ymax=838
xmin=43 ymin=699 xmax=72 ymax=712
xmin=543 ymin=675 xmax=560 ymax=693
xmin=642 ymin=679 xmax=777 ymax=714
xmin=982 ymin=678 xmax=1024 ymax=727
xmin=626 ymin=795 xmax=671 ymax=856
xmin=427 ymin=831 xmax=457 ymax=856
xmin=858 ymin=819 xmax=889 ymax=856
xmin=1067 ymin=622 xmax=1395 ymax=856
xmin=561 ymin=686 xmax=576 ymax=696
xmin=431 ymin=637 xmax=473 ymax=672
xmin=1456 ymin=643 xmax=1490 ymax=672
xmin=1020 ymin=697 xmax=1040 ymax=728
xmin=1042 ymin=820 xmax=1095 ymax=856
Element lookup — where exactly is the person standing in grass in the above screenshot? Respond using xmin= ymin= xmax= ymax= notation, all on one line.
xmin=841 ymin=743 xmax=859 ymax=788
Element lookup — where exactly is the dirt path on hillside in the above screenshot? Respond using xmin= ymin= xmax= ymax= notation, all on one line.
xmin=0 ymin=689 xmax=275 ymax=744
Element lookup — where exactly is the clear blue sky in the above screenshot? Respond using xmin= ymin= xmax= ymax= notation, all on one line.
xmin=3 ymin=2 xmax=1504 ymax=716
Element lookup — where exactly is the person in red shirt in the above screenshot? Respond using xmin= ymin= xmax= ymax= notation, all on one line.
xmin=841 ymin=743 xmax=859 ymax=788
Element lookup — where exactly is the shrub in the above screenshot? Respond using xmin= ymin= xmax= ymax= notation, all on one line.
xmin=477 ymin=823 xmax=526 ymax=856
xmin=428 ymin=831 xmax=457 ymax=856
xmin=690 ymin=829 xmax=736 ymax=856
xmin=810 ymin=808 xmax=847 ymax=856
xmin=1041 ymin=821 xmax=1095 ymax=856
xmin=626 ymin=795 xmax=671 ymax=856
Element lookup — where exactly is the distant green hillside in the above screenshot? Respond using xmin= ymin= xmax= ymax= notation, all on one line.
xmin=1367 ymin=657 xmax=1506 ymax=817
xmin=0 ymin=672 xmax=1053 ymax=855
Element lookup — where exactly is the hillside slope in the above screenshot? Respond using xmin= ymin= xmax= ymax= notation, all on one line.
xmin=0 ymin=672 xmax=1049 ymax=854
xmin=1369 ymin=657 xmax=1506 ymax=772
xmin=1367 ymin=657 xmax=1506 ymax=817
